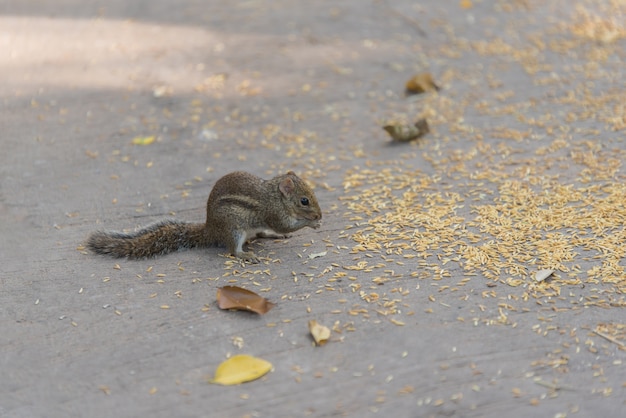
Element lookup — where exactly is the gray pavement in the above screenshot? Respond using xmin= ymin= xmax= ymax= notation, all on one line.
xmin=2 ymin=1 xmax=626 ymax=417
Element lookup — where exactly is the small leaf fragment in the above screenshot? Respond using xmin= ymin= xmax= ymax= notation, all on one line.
xmin=405 ymin=73 xmax=440 ymax=96
xmin=132 ymin=136 xmax=156 ymax=145
xmin=308 ymin=320 xmax=331 ymax=346
xmin=210 ymin=354 xmax=272 ymax=385
xmin=308 ymin=251 xmax=327 ymax=259
xmin=217 ymin=286 xmax=275 ymax=314
xmin=152 ymin=85 xmax=172 ymax=98
xmin=534 ymin=269 xmax=555 ymax=282
xmin=383 ymin=118 xmax=429 ymax=142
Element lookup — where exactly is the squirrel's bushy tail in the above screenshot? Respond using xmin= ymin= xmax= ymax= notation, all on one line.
xmin=86 ymin=220 xmax=208 ymax=259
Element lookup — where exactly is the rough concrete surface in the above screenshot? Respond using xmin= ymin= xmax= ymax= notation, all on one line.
xmin=1 ymin=1 xmax=626 ymax=417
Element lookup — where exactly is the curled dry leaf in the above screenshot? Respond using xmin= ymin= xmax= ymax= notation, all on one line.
xmin=405 ymin=73 xmax=440 ymax=96
xmin=308 ymin=320 xmax=331 ymax=346
xmin=383 ymin=118 xmax=429 ymax=142
xmin=217 ymin=286 xmax=275 ymax=314
xmin=534 ymin=269 xmax=555 ymax=282
xmin=209 ymin=354 xmax=273 ymax=385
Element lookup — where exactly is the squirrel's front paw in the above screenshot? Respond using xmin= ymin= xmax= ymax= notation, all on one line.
xmin=236 ymin=251 xmax=260 ymax=264
xmin=256 ymin=230 xmax=288 ymax=239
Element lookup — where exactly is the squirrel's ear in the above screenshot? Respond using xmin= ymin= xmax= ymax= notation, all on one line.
xmin=279 ymin=177 xmax=295 ymax=196
xmin=286 ymin=170 xmax=296 ymax=176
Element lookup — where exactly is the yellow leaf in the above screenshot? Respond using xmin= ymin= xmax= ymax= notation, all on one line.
xmin=209 ymin=355 xmax=272 ymax=385
xmin=308 ymin=320 xmax=331 ymax=346
xmin=132 ymin=136 xmax=155 ymax=145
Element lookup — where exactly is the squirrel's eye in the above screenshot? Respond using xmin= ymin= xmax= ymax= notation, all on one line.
xmin=300 ymin=197 xmax=310 ymax=206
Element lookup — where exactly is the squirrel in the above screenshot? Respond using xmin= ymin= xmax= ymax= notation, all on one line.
xmin=86 ymin=171 xmax=322 ymax=263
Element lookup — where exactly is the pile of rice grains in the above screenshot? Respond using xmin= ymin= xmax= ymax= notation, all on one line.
xmin=339 ymin=139 xmax=625 ymax=333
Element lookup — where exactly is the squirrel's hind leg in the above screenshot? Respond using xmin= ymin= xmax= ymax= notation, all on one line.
xmin=228 ymin=230 xmax=259 ymax=263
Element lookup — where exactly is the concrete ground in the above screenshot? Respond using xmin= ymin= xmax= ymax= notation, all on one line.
xmin=1 ymin=0 xmax=625 ymax=417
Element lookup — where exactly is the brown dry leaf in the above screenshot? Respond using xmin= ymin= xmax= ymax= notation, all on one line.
xmin=217 ymin=286 xmax=275 ymax=314
xmin=383 ymin=118 xmax=430 ymax=142
xmin=405 ymin=73 xmax=440 ymax=96
xmin=209 ymin=354 xmax=273 ymax=385
xmin=308 ymin=320 xmax=331 ymax=346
